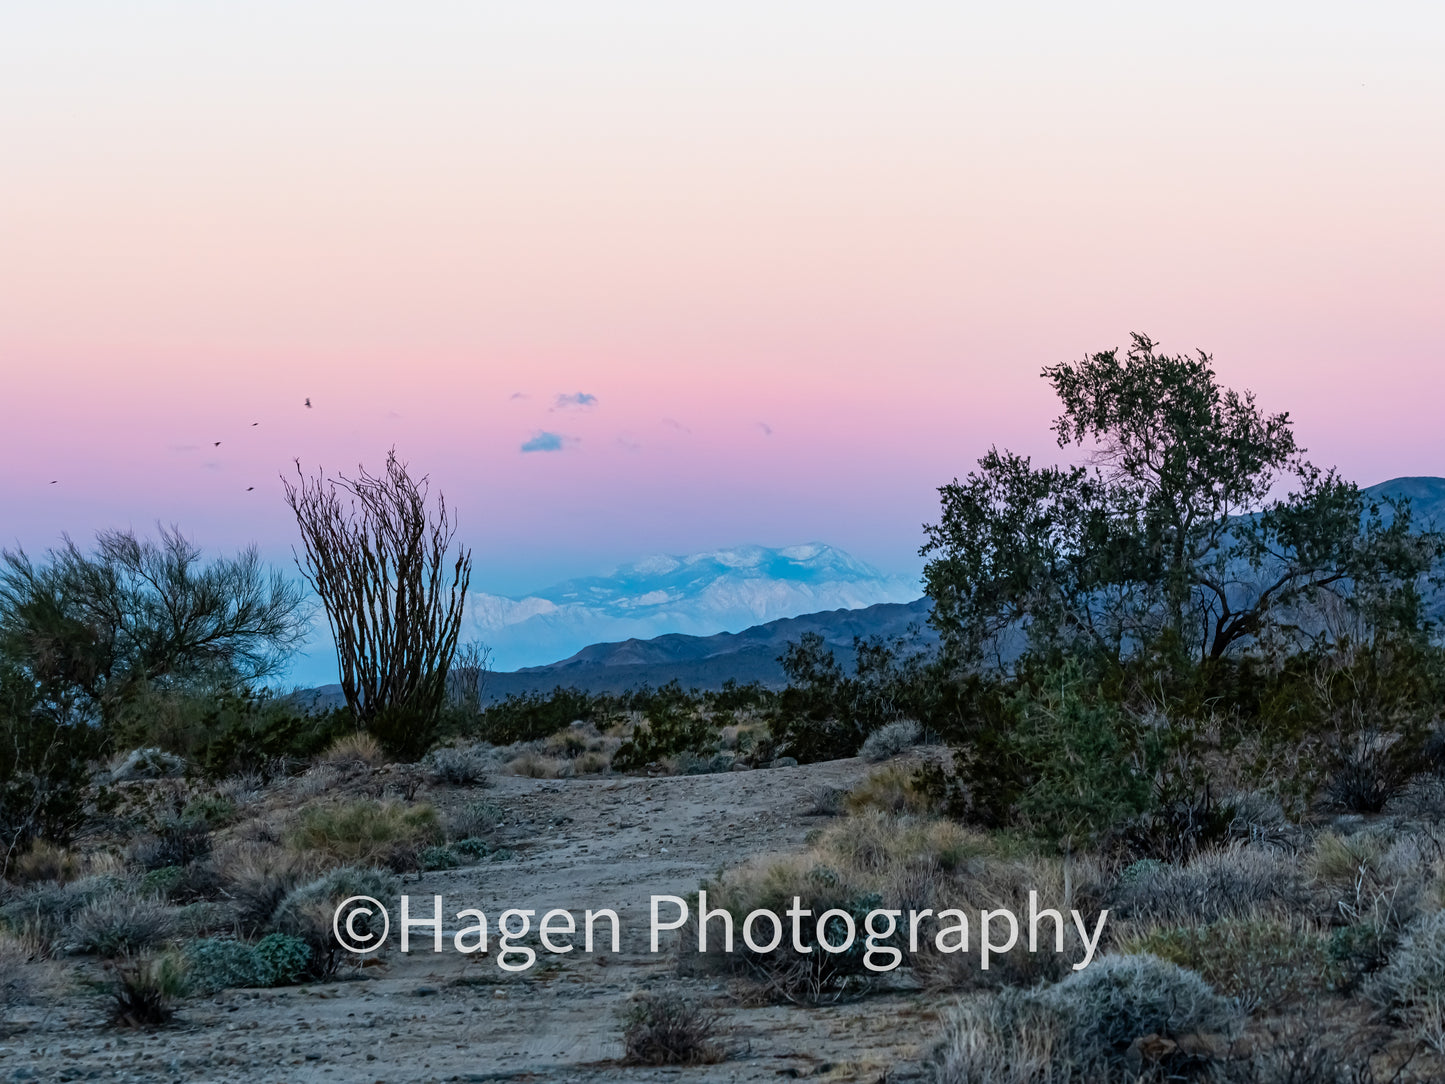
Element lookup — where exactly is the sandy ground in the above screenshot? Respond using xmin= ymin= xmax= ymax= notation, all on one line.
xmin=0 ymin=760 xmax=943 ymax=1083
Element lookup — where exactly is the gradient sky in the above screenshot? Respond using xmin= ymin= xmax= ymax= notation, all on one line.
xmin=3 ymin=2 xmax=1444 ymax=599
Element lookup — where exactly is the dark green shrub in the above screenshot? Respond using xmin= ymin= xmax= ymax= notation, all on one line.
xmin=251 ymin=933 xmax=311 ymax=986
xmin=417 ymin=845 xmax=460 ymax=870
xmin=478 ymin=687 xmax=602 ymax=745
xmin=186 ymin=938 xmax=261 ymax=994
xmin=613 ymin=705 xmax=717 ymax=772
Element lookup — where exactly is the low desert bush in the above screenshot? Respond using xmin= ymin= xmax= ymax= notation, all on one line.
xmin=271 ymin=865 xmax=399 ymax=977
xmin=107 ymin=952 xmax=188 ymax=1029
xmin=418 ymin=845 xmax=461 ymax=870
xmin=446 ymin=800 xmax=506 ymax=841
xmin=0 ymin=876 xmax=122 ymax=956
xmin=860 ymin=719 xmax=923 ymax=762
xmin=1119 ymin=917 xmax=1338 ymax=1012
xmin=691 ymin=856 xmax=884 ymax=1003
xmin=214 ymin=844 xmax=317 ymax=934
xmin=316 ymin=732 xmax=385 ymax=771
xmin=286 ymin=799 xmax=442 ymax=869
xmin=185 ymin=933 xmax=312 ymax=994
xmin=9 ymin=841 xmax=80 ymax=885
xmin=1323 ymin=732 xmax=1415 ymax=814
xmin=67 ymin=891 xmax=176 ymax=957
xmin=803 ymin=783 xmax=847 ymax=817
xmin=128 ymin=818 xmax=212 ymax=872
xmin=846 ymin=763 xmax=937 ymax=816
xmin=1363 ymin=909 xmax=1445 ymax=1014
xmin=612 ymin=704 xmax=718 ymax=772
xmin=620 ymin=987 xmax=724 ymax=1066
xmin=1112 ymin=846 xmax=1306 ymax=926
xmin=928 ymin=954 xmax=1240 ymax=1083
xmin=424 ymin=744 xmax=491 ymax=786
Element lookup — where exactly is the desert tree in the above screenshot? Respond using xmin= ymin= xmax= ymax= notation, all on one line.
xmin=0 ymin=526 xmax=309 ymax=861
xmin=0 ymin=525 xmax=311 ymax=726
xmin=283 ymin=449 xmax=472 ymax=756
xmin=921 ymin=333 xmax=1443 ymax=668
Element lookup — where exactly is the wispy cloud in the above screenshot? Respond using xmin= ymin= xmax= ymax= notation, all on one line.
xmin=509 ymin=392 xmax=528 ymax=401
xmin=756 ymin=421 xmax=773 ymax=436
xmin=521 ymin=431 xmax=568 ymax=453
xmin=554 ymin=392 xmax=597 ymax=409
xmin=661 ymin=417 xmax=691 ymax=434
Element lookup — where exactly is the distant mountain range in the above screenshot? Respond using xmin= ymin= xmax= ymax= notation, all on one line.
xmin=466 ymin=543 xmax=920 ymax=670
xmin=292 ymin=596 xmax=932 ymax=709
xmin=294 ymin=479 xmax=1445 ymax=708
xmin=1364 ymin=476 xmax=1445 ymax=526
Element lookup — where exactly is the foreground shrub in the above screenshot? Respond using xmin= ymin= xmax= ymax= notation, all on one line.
xmin=286 ymin=799 xmax=441 ymax=868
xmin=620 ymin=988 xmax=724 ymax=1066
xmin=271 ymin=866 xmax=398 ymax=977
xmin=1363 ymin=909 xmax=1445 ymax=1014
xmin=107 ymin=953 xmax=187 ymax=1029
xmin=424 ymin=744 xmax=491 ymax=786
xmin=859 ymin=719 xmax=923 ymax=762
xmin=68 ymin=892 xmax=176 ymax=957
xmin=1112 ymin=846 xmax=1305 ymax=926
xmin=316 ymin=732 xmax=385 ymax=771
xmin=846 ymin=763 xmax=937 ymax=816
xmin=928 ymin=954 xmax=1239 ymax=1083
xmin=215 ymin=845 xmax=316 ymax=935
xmin=1119 ymin=917 xmax=1337 ymax=1013
xmin=186 ymin=934 xmax=312 ymax=993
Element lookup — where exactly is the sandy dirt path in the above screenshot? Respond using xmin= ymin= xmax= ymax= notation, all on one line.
xmin=0 ymin=759 xmax=943 ymax=1083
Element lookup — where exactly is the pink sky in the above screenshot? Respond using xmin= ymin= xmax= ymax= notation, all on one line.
xmin=2 ymin=3 xmax=1443 ymax=594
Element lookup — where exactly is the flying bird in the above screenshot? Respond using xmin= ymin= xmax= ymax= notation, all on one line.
xmin=305 ymin=398 xmax=312 ymax=408
xmin=49 ymin=480 xmax=57 ymax=484
xmin=213 ymin=441 xmax=222 ymax=447
xmin=251 ymin=422 xmax=258 ymax=427
xmin=246 ymin=486 xmax=255 ymax=492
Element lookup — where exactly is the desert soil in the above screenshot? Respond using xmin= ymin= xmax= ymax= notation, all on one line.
xmin=0 ymin=759 xmax=941 ymax=1083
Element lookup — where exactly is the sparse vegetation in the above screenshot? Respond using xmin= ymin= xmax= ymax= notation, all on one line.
xmin=620 ymin=988 xmax=724 ymax=1066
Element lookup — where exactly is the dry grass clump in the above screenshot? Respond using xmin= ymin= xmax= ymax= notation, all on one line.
xmin=213 ymin=842 xmax=321 ymax=934
xmin=8 ymin=842 xmax=81 ymax=885
xmin=1112 ymin=845 xmax=1306 ymax=926
xmin=620 ymin=987 xmax=725 ymax=1066
xmin=0 ymin=876 xmax=126 ymax=957
xmin=927 ymin=954 xmax=1240 ymax=1084
xmin=315 ymin=732 xmax=385 ymax=770
xmin=445 ymin=799 xmax=506 ymax=840
xmin=285 ymin=799 xmax=442 ymax=868
xmin=107 ymin=952 xmax=188 ymax=1030
xmin=67 ymin=891 xmax=176 ymax=957
xmin=845 ymin=763 xmax=937 ymax=816
xmin=505 ymin=751 xmax=566 ymax=778
xmin=424 ymin=743 xmax=492 ymax=785
xmin=1118 ymin=915 xmax=1337 ymax=1013
xmin=690 ymin=812 xmax=1106 ymax=1000
xmin=1364 ymin=909 xmax=1445 ymax=1016
xmin=859 ymin=719 xmax=923 ymax=762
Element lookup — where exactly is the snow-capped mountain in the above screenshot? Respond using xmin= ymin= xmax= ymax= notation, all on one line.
xmin=467 ymin=543 xmax=920 ymax=669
